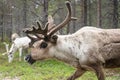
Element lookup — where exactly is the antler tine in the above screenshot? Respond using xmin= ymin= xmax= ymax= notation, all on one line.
xmin=36 ymin=21 xmax=48 ymax=35
xmin=36 ymin=21 xmax=42 ymax=29
xmin=27 ymin=34 xmax=38 ymax=41
xmin=44 ymin=22 xmax=49 ymax=34
xmin=47 ymin=1 xmax=77 ymax=36
xmin=23 ymin=21 xmax=48 ymax=35
xmin=23 ymin=25 xmax=36 ymax=34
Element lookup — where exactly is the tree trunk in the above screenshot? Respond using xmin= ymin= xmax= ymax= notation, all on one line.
xmin=57 ymin=1 xmax=64 ymax=34
xmin=1 ymin=10 xmax=4 ymax=42
xmin=21 ymin=0 xmax=27 ymax=36
xmin=72 ymin=1 xmax=76 ymax=33
xmin=97 ymin=0 xmax=102 ymax=28
xmin=88 ymin=0 xmax=92 ymax=26
xmin=1 ymin=1 xmax=4 ymax=42
xmin=113 ymin=0 xmax=118 ymax=28
xmin=41 ymin=0 xmax=48 ymax=26
xmin=80 ymin=0 xmax=87 ymax=26
xmin=23 ymin=0 xmax=27 ymax=28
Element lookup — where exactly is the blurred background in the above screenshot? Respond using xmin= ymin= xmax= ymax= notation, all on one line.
xmin=0 ymin=0 xmax=120 ymax=41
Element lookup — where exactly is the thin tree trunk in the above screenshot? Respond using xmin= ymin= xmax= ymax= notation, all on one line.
xmin=88 ymin=0 xmax=92 ymax=26
xmin=41 ymin=0 xmax=48 ymax=26
xmin=83 ymin=0 xmax=87 ymax=26
xmin=1 ymin=12 xmax=4 ymax=42
xmin=1 ymin=1 xmax=4 ymax=42
xmin=80 ymin=0 xmax=87 ymax=26
xmin=21 ymin=0 xmax=27 ymax=36
xmin=113 ymin=0 xmax=118 ymax=28
xmin=72 ymin=0 xmax=76 ymax=33
xmin=23 ymin=0 xmax=27 ymax=28
xmin=97 ymin=0 xmax=102 ymax=28
xmin=57 ymin=1 xmax=64 ymax=34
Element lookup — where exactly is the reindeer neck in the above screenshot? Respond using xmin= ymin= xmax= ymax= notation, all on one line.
xmin=49 ymin=34 xmax=80 ymax=67
xmin=54 ymin=34 xmax=80 ymax=59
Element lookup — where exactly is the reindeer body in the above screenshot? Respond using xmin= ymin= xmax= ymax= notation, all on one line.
xmin=8 ymin=37 xmax=31 ymax=63
xmin=13 ymin=37 xmax=31 ymax=48
xmin=37 ymin=26 xmax=120 ymax=68
xmin=29 ymin=26 xmax=120 ymax=80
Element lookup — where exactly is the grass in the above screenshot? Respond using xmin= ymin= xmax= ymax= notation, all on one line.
xmin=0 ymin=42 xmax=120 ymax=80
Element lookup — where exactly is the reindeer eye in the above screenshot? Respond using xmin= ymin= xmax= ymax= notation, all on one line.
xmin=40 ymin=42 xmax=48 ymax=48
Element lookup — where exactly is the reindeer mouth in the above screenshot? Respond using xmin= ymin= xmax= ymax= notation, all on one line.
xmin=25 ymin=54 xmax=36 ymax=64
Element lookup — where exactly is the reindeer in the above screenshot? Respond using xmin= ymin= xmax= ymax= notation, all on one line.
xmin=8 ymin=36 xmax=32 ymax=63
xmin=23 ymin=1 xmax=120 ymax=80
xmin=1 ymin=33 xmax=31 ymax=63
xmin=8 ymin=15 xmax=57 ymax=63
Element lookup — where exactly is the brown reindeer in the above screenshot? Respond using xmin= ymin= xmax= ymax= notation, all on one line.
xmin=23 ymin=1 xmax=120 ymax=80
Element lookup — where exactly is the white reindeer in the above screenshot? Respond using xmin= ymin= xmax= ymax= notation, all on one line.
xmin=2 ymin=33 xmax=30 ymax=63
xmin=8 ymin=36 xmax=31 ymax=63
xmin=23 ymin=1 xmax=120 ymax=80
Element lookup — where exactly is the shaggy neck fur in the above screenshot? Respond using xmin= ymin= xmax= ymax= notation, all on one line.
xmin=50 ymin=34 xmax=82 ymax=67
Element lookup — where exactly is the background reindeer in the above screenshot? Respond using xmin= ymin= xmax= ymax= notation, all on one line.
xmin=2 ymin=33 xmax=30 ymax=63
xmin=8 ymin=34 xmax=31 ymax=63
xmin=23 ymin=1 xmax=120 ymax=80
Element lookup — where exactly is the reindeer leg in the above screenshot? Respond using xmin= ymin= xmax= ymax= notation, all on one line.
xmin=67 ymin=68 xmax=85 ymax=80
xmin=19 ymin=48 xmax=22 ymax=61
xmin=90 ymin=64 xmax=105 ymax=80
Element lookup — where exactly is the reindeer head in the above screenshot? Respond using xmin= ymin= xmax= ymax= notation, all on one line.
xmin=23 ymin=1 xmax=77 ymax=64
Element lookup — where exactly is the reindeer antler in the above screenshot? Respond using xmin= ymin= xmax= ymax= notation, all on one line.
xmin=47 ymin=1 xmax=77 ymax=36
xmin=23 ymin=21 xmax=48 ymax=35
xmin=23 ymin=1 xmax=77 ymax=42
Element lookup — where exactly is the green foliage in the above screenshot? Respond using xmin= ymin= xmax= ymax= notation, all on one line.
xmin=0 ymin=54 xmax=97 ymax=80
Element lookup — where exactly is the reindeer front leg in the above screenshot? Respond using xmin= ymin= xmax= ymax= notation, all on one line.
xmin=67 ymin=68 xmax=86 ymax=80
xmin=19 ymin=48 xmax=23 ymax=61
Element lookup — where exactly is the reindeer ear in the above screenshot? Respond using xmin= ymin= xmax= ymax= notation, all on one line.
xmin=48 ymin=15 xmax=54 ymax=24
xmin=51 ymin=35 xmax=58 ymax=43
xmin=48 ymin=15 xmax=56 ymax=30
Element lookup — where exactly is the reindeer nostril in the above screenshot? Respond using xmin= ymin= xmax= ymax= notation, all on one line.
xmin=25 ymin=56 xmax=30 ymax=61
xmin=25 ymin=54 xmax=36 ymax=65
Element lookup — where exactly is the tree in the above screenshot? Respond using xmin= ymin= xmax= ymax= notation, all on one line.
xmin=97 ymin=0 xmax=102 ymax=27
xmin=88 ymin=0 xmax=92 ymax=26
xmin=23 ymin=0 xmax=27 ymax=28
xmin=41 ymin=0 xmax=49 ymax=26
xmin=80 ymin=0 xmax=87 ymax=26
xmin=113 ymin=0 xmax=119 ymax=28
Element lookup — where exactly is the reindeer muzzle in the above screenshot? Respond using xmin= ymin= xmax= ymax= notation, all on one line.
xmin=25 ymin=54 xmax=36 ymax=64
